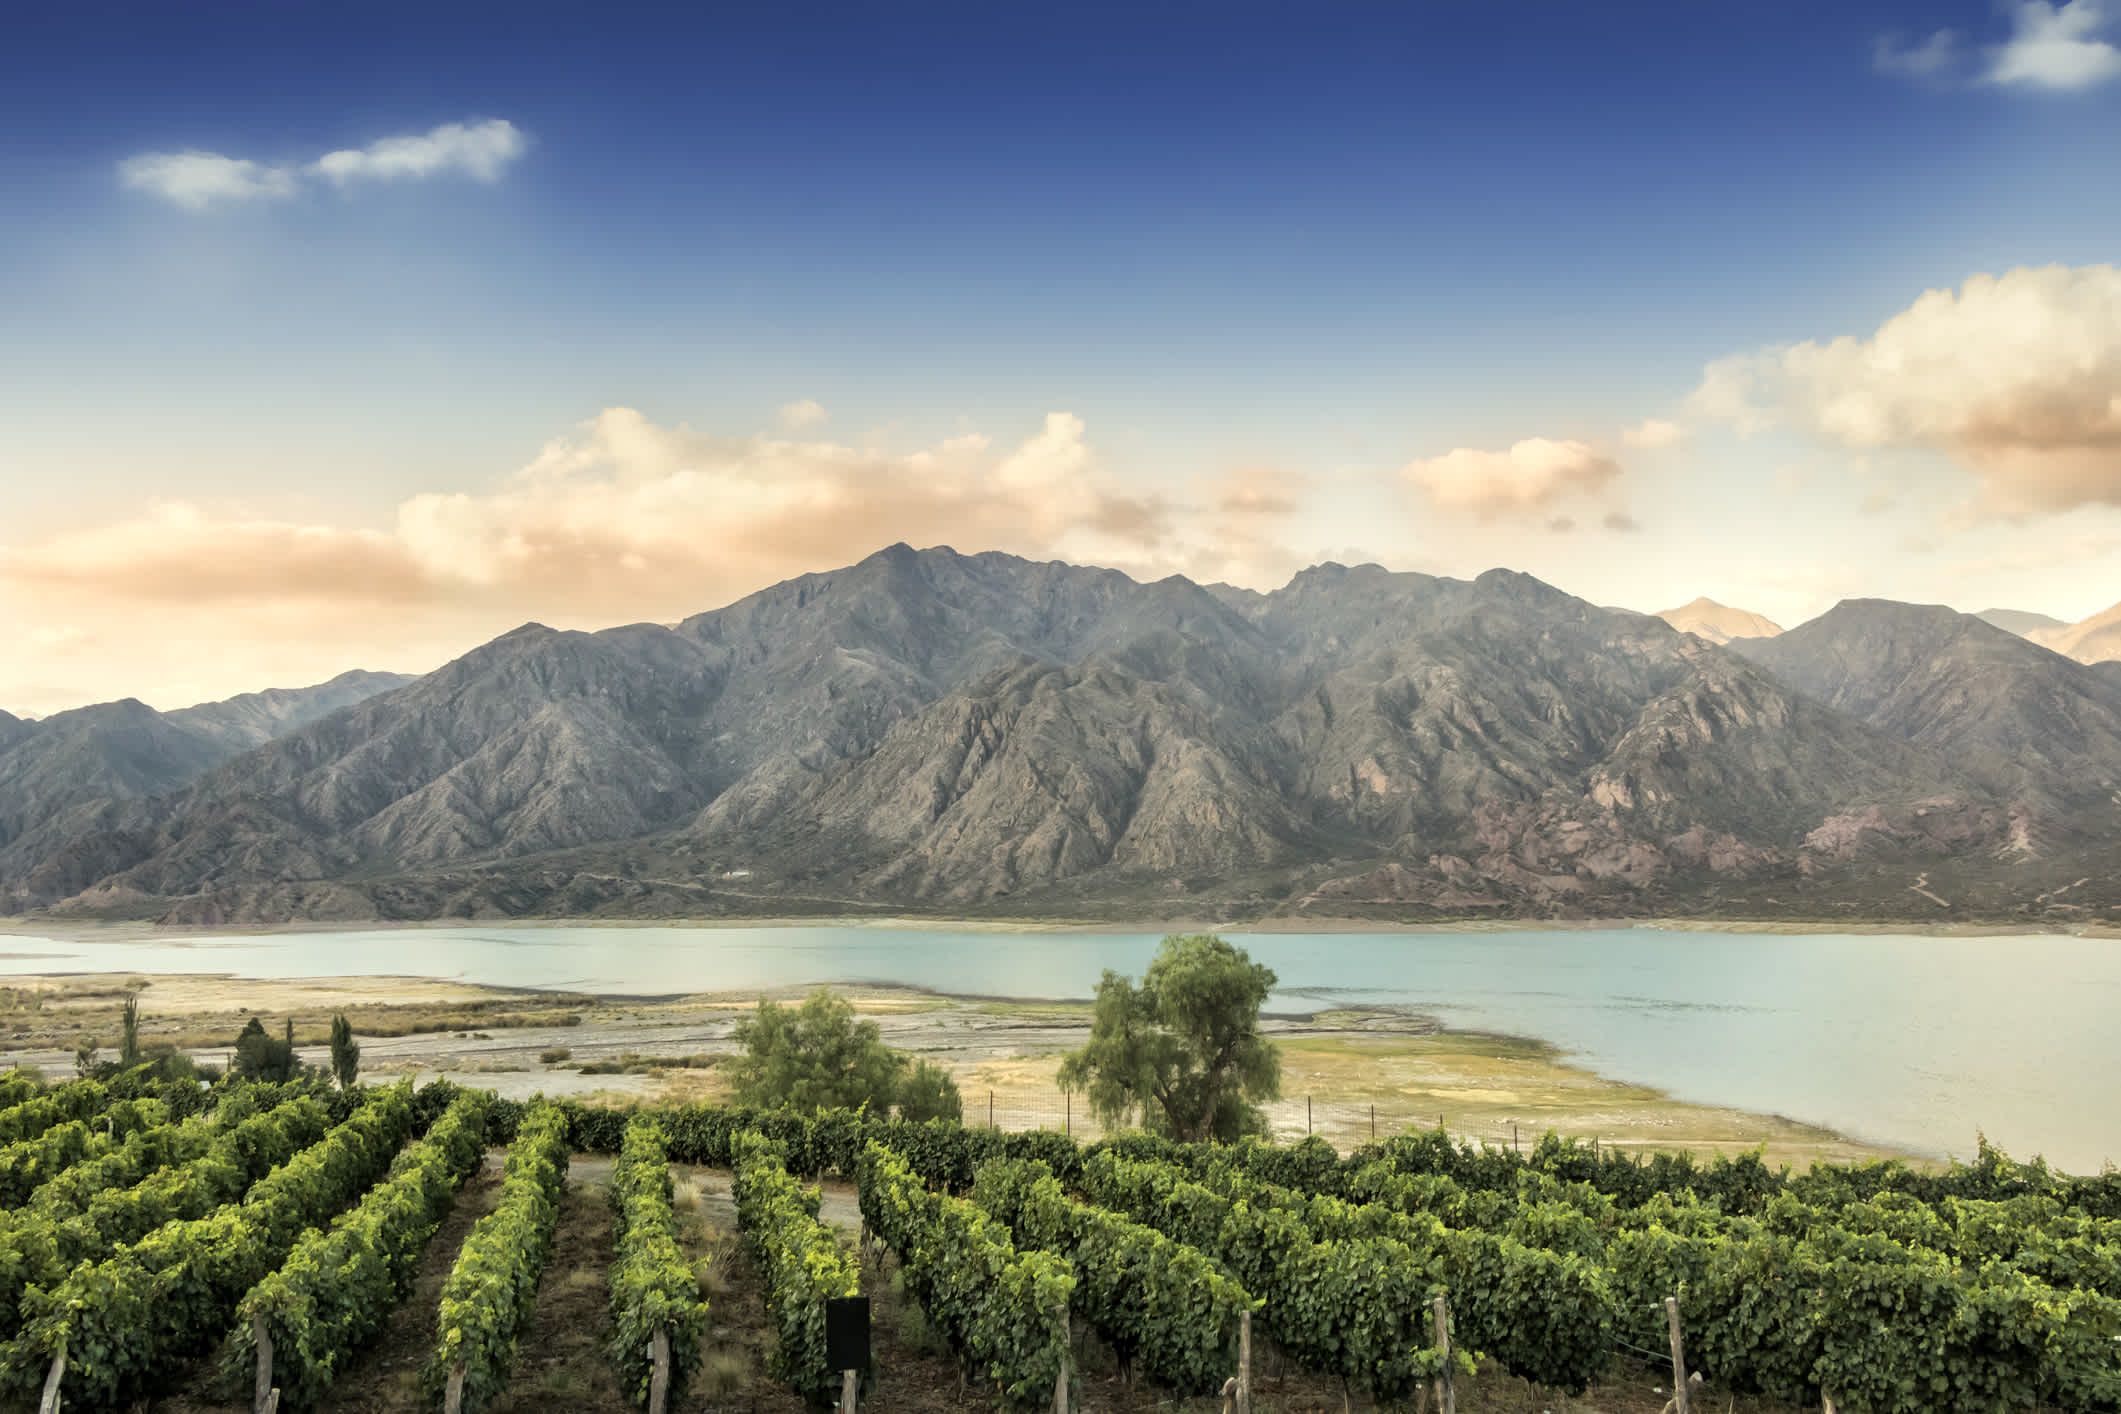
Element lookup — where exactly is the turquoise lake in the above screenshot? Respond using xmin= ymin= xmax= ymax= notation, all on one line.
xmin=2 ymin=924 xmax=2114 ymax=1175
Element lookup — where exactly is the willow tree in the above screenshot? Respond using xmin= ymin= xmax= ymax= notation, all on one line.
xmin=1059 ymin=933 xmax=1281 ymax=1143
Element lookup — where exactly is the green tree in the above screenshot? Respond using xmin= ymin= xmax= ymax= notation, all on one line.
xmin=328 ymin=1013 xmax=360 ymax=1089
xmin=119 ymin=993 xmax=141 ymax=1067
xmin=730 ymin=988 xmax=903 ymax=1113
xmin=1058 ymin=933 xmax=1281 ymax=1143
xmin=896 ymin=1058 xmax=963 ymax=1122
xmin=233 ymin=1015 xmax=298 ymax=1082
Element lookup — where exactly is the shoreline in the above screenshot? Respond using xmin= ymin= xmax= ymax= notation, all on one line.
xmin=0 ymin=969 xmax=1946 ymax=1174
xmin=6 ymin=913 xmax=2113 ymax=940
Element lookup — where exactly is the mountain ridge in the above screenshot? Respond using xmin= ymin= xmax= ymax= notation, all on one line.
xmin=8 ymin=547 xmax=2117 ymax=926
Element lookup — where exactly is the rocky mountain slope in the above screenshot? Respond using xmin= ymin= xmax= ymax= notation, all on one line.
xmin=1726 ymin=601 xmax=2121 ymax=804
xmin=10 ymin=546 xmax=2116 ymax=926
xmin=0 ymin=671 xmax=414 ymax=884
xmin=1653 ymin=596 xmax=1784 ymax=644
xmin=164 ymin=669 xmax=415 ymax=751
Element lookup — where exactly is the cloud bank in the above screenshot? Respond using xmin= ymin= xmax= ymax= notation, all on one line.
xmin=1692 ymin=264 xmax=2121 ymax=513
xmin=118 ymin=119 xmax=528 ymax=208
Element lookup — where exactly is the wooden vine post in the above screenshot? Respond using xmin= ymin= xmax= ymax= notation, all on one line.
xmin=442 ymin=1358 xmax=468 ymax=1414
xmin=1665 ymin=1297 xmax=1691 ymax=1414
xmin=37 ymin=1337 xmax=65 ymax=1414
xmin=1432 ymin=1293 xmax=1455 ymax=1414
xmin=648 ymin=1328 xmax=671 ymax=1414
xmin=253 ymin=1313 xmax=275 ymax=1414
xmin=1237 ymin=1308 xmax=1252 ymax=1414
xmin=841 ymin=1368 xmax=857 ymax=1414
xmin=1053 ymin=1305 xmax=1071 ymax=1414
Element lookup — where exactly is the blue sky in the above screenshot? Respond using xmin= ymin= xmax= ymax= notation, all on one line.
xmin=4 ymin=0 xmax=2121 ymax=710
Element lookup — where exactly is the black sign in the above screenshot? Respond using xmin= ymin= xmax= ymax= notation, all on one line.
xmin=825 ymin=1296 xmax=870 ymax=1371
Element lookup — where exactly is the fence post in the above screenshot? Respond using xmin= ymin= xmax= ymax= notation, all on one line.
xmin=1512 ymin=1121 xmax=1519 ymax=1153
xmin=1238 ymin=1307 xmax=1251 ymax=1414
xmin=443 ymin=1359 xmax=467 ymax=1414
xmin=1306 ymin=1096 xmax=1312 ymax=1134
xmin=989 ymin=1091 xmax=995 ymax=1129
xmin=1665 ymin=1297 xmax=1691 ymax=1414
xmin=1432 ymin=1293 xmax=1454 ymax=1414
xmin=263 ymin=1393 xmax=280 ymax=1414
xmin=37 ymin=1338 xmax=65 ymax=1414
xmin=649 ymin=1327 xmax=671 ymax=1414
xmin=253 ymin=1314 xmax=274 ymax=1414
xmin=842 ymin=1367 xmax=857 ymax=1414
xmin=1370 ymin=1105 xmax=1375 ymax=1140
xmin=1064 ymin=1089 xmax=1070 ymax=1137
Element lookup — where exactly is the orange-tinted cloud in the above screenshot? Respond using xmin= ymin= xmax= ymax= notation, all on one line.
xmin=1693 ymin=264 xmax=2121 ymax=513
xmin=0 ymin=410 xmax=1258 ymax=710
xmin=1403 ymin=437 xmax=1624 ymax=517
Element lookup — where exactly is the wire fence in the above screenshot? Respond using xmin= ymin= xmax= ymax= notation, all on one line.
xmin=963 ymin=1088 xmax=1819 ymax=1160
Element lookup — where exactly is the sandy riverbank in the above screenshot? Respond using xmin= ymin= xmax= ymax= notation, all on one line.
xmin=0 ymin=969 xmax=1929 ymax=1173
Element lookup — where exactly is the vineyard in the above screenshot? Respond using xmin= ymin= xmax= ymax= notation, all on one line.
xmin=0 ymin=1065 xmax=2111 ymax=1413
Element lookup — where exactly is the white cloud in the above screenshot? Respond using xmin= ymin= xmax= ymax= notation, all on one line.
xmin=310 ymin=119 xmax=528 ymax=185
xmin=1987 ymin=0 xmax=2121 ymax=88
xmin=1875 ymin=29 xmax=1965 ymax=78
xmin=117 ymin=151 xmax=298 ymax=209
xmin=1403 ymin=437 xmax=1624 ymax=516
xmin=118 ymin=119 xmax=527 ymax=208
xmin=778 ymin=399 xmax=828 ymax=430
xmin=1691 ymin=264 xmax=2121 ymax=513
xmin=1621 ymin=418 xmax=1687 ymax=449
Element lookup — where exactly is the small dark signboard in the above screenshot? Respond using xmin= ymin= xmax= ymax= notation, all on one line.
xmin=825 ymin=1296 xmax=870 ymax=1371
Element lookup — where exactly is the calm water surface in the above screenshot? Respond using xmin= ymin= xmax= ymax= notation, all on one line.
xmin=2 ymin=925 xmax=2114 ymax=1175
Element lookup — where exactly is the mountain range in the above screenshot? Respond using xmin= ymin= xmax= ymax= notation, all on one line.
xmin=5 ymin=546 xmax=2119 ymax=927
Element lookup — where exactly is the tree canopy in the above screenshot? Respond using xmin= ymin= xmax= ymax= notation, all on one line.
xmin=732 ymin=988 xmax=933 ymax=1115
xmin=233 ymin=1015 xmax=300 ymax=1083
xmin=1058 ymin=932 xmax=1281 ymax=1142
xmin=329 ymin=1013 xmax=360 ymax=1089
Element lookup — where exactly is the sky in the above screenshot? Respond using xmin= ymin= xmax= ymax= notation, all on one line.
xmin=4 ymin=0 xmax=2121 ymax=714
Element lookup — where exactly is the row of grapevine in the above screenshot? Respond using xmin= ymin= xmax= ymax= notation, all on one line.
xmin=1139 ymin=1144 xmax=2121 ymax=1413
xmin=730 ymin=1132 xmax=864 ymax=1407
xmin=219 ymin=1088 xmax=494 ymax=1411
xmin=458 ymin=1086 xmax=2118 ymax=1228
xmin=608 ymin=1117 xmax=708 ymax=1411
xmin=1 ymin=1081 xmax=418 ymax=1409
xmin=1078 ymin=1150 xmax=1596 ymax=1394
xmin=0 ymin=1070 xmax=39 ymax=1111
xmin=1077 ymin=1148 xmax=1482 ymax=1401
xmin=0 ymin=1095 xmax=169 ymax=1207
xmin=0 ymin=1079 xmax=109 ymax=1148
xmin=855 ymin=1141 xmax=1075 ymax=1411
xmin=6 ymin=1072 xmax=308 ymax=1227
xmin=448 ymin=1086 xmax=1082 ymax=1191
xmin=0 ymin=1095 xmax=333 ymax=1342
xmin=969 ymin=1157 xmax=1251 ymax=1397
xmin=427 ymin=1100 xmax=571 ymax=1414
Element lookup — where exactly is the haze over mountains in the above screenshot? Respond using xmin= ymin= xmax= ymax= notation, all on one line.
xmin=5 ymin=547 xmax=2119 ymax=926
xmin=1970 ymin=602 xmax=2121 ymax=667
xmin=1652 ymin=597 xmax=1784 ymax=644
